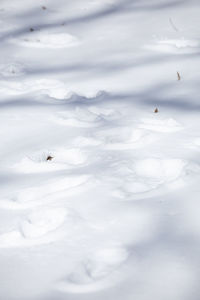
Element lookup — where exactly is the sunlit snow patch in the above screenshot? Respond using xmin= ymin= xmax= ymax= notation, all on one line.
xmin=134 ymin=158 xmax=185 ymax=181
xmin=11 ymin=31 xmax=80 ymax=48
xmin=146 ymin=38 xmax=200 ymax=54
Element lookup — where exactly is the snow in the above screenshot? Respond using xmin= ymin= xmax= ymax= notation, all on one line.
xmin=14 ymin=148 xmax=87 ymax=173
xmin=139 ymin=117 xmax=183 ymax=132
xmin=0 ymin=0 xmax=200 ymax=300
xmin=0 ymin=79 xmax=70 ymax=99
xmin=11 ymin=31 xmax=80 ymax=49
xmin=146 ymin=38 xmax=200 ymax=53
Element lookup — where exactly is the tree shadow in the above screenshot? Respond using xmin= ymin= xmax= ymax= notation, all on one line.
xmin=0 ymin=79 xmax=199 ymax=113
xmin=24 ymin=51 xmax=200 ymax=78
xmin=108 ymin=82 xmax=200 ymax=112
xmin=0 ymin=0 xmax=187 ymax=42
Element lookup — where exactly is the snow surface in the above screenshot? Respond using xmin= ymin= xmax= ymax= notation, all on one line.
xmin=0 ymin=0 xmax=200 ymax=299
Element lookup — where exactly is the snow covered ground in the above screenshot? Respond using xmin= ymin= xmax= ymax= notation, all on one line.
xmin=0 ymin=0 xmax=200 ymax=299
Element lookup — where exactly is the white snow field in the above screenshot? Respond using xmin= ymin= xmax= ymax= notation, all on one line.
xmin=0 ymin=0 xmax=200 ymax=299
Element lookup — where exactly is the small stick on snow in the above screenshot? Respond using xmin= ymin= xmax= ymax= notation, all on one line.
xmin=177 ymin=72 xmax=181 ymax=81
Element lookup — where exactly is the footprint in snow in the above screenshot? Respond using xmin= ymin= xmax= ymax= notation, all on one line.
xmin=55 ymin=246 xmax=129 ymax=294
xmin=0 ymin=207 xmax=68 ymax=248
xmin=109 ymin=158 xmax=196 ymax=199
xmin=0 ymin=62 xmax=25 ymax=77
xmin=88 ymin=106 xmax=121 ymax=121
xmin=13 ymin=148 xmax=88 ymax=174
xmin=0 ymin=78 xmax=70 ymax=99
xmin=54 ymin=106 xmax=119 ymax=128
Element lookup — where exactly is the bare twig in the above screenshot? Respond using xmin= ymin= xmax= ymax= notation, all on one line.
xmin=177 ymin=71 xmax=181 ymax=81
